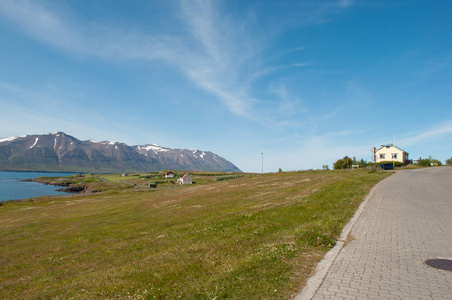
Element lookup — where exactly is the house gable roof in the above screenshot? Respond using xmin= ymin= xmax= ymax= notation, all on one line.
xmin=377 ymin=144 xmax=409 ymax=154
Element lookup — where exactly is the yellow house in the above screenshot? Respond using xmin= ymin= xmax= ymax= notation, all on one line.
xmin=374 ymin=144 xmax=409 ymax=164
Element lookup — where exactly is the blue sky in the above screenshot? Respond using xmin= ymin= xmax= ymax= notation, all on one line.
xmin=0 ymin=0 xmax=451 ymax=172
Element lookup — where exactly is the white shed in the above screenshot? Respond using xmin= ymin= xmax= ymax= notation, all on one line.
xmin=177 ymin=174 xmax=192 ymax=185
xmin=165 ymin=171 xmax=175 ymax=178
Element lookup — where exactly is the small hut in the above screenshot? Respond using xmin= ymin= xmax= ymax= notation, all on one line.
xmin=165 ymin=171 xmax=175 ymax=178
xmin=177 ymin=174 xmax=192 ymax=185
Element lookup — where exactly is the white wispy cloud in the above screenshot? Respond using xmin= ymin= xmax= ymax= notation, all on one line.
xmin=337 ymin=0 xmax=355 ymax=9
xmin=250 ymin=63 xmax=310 ymax=82
xmin=177 ymin=0 xmax=265 ymax=118
xmin=0 ymin=0 xmax=354 ymax=122
xmin=0 ymin=0 xmax=176 ymax=61
xmin=0 ymin=1 xmax=79 ymax=50
xmin=270 ymin=84 xmax=307 ymax=116
xmin=416 ymin=56 xmax=452 ymax=78
xmin=0 ymin=79 xmax=174 ymax=145
xmin=288 ymin=0 xmax=356 ymax=26
xmin=0 ymin=0 xmax=259 ymax=118
xmin=398 ymin=121 xmax=452 ymax=146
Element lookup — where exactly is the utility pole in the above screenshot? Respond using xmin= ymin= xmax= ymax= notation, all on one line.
xmin=393 ymin=136 xmax=396 ymax=168
xmin=370 ymin=147 xmax=376 ymax=163
xmin=261 ymin=152 xmax=264 ymax=174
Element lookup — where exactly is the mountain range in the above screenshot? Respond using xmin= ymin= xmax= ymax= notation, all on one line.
xmin=0 ymin=132 xmax=241 ymax=173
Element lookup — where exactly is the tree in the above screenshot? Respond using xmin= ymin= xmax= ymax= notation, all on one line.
xmin=446 ymin=157 xmax=452 ymax=165
xmin=418 ymin=156 xmax=442 ymax=167
xmin=334 ymin=156 xmax=353 ymax=170
xmin=359 ymin=158 xmax=369 ymax=168
xmin=431 ymin=159 xmax=442 ymax=166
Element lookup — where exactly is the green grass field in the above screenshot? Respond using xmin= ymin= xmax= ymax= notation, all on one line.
xmin=0 ymin=169 xmax=390 ymax=299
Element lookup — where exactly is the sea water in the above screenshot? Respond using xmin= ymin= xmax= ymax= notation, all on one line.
xmin=0 ymin=171 xmax=75 ymax=202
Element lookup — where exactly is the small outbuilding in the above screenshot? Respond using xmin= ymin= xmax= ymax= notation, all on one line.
xmin=177 ymin=174 xmax=192 ymax=185
xmin=165 ymin=171 xmax=175 ymax=178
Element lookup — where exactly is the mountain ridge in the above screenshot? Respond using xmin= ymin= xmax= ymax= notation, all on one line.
xmin=0 ymin=132 xmax=241 ymax=173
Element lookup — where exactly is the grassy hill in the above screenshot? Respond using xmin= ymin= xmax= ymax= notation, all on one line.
xmin=0 ymin=169 xmax=390 ymax=299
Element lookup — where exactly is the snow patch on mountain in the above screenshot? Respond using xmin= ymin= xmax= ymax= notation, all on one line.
xmin=0 ymin=136 xmax=19 ymax=143
xmin=30 ymin=138 xmax=39 ymax=149
xmin=138 ymin=144 xmax=170 ymax=153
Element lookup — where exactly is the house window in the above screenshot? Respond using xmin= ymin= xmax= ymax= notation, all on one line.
xmin=392 ymin=154 xmax=398 ymax=159
xmin=379 ymin=154 xmax=386 ymax=159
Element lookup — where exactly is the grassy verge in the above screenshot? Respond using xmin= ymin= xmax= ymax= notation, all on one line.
xmin=0 ymin=169 xmax=390 ymax=299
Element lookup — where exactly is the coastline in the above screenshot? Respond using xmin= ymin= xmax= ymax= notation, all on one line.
xmin=0 ymin=171 xmax=76 ymax=202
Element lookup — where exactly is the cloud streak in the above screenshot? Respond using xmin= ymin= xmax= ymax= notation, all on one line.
xmin=0 ymin=0 xmax=177 ymax=61
xmin=177 ymin=0 xmax=268 ymax=118
xmin=0 ymin=0 xmax=259 ymax=118
xmin=398 ymin=121 xmax=452 ymax=147
xmin=0 ymin=0 xmax=355 ymax=123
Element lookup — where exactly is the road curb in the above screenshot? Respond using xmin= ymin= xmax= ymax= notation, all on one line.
xmin=294 ymin=174 xmax=394 ymax=300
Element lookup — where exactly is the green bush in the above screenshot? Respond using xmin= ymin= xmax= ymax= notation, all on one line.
xmin=417 ymin=156 xmax=442 ymax=167
xmin=333 ymin=156 xmax=352 ymax=169
xmin=215 ymin=174 xmax=245 ymax=182
xmin=333 ymin=157 xmax=373 ymax=169
xmin=140 ymin=175 xmax=163 ymax=180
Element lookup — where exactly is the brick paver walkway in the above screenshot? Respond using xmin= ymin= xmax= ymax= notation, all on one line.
xmin=305 ymin=167 xmax=452 ymax=299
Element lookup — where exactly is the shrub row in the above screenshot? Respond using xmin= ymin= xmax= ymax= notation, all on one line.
xmin=215 ymin=174 xmax=245 ymax=182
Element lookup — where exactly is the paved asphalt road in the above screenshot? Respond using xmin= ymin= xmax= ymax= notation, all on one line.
xmin=298 ymin=167 xmax=452 ymax=299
